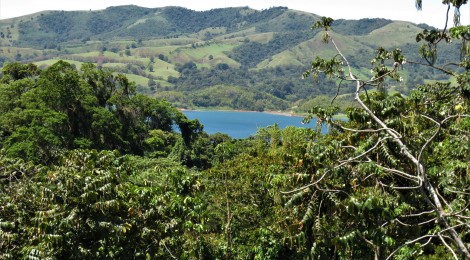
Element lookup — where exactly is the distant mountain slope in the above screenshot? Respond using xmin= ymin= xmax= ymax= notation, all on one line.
xmin=2 ymin=6 xmax=295 ymax=48
xmin=0 ymin=5 xmax=456 ymax=112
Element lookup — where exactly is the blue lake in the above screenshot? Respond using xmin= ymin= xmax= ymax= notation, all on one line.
xmin=182 ymin=110 xmax=322 ymax=139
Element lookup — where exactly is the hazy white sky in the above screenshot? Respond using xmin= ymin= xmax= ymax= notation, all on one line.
xmin=0 ymin=0 xmax=468 ymax=28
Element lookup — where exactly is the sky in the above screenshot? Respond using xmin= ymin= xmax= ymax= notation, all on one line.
xmin=0 ymin=0 xmax=468 ymax=28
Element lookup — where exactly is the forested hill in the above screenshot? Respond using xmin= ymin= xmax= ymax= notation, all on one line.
xmin=0 ymin=5 xmax=457 ymax=112
xmin=1 ymin=6 xmax=315 ymax=46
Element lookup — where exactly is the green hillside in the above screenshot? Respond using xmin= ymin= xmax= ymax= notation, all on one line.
xmin=0 ymin=5 xmax=457 ymax=112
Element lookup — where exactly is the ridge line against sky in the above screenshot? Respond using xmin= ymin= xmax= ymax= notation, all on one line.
xmin=0 ymin=0 xmax=468 ymax=28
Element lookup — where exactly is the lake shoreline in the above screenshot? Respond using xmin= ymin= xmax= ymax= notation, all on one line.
xmin=178 ymin=108 xmax=305 ymax=118
xmin=179 ymin=108 xmax=348 ymax=120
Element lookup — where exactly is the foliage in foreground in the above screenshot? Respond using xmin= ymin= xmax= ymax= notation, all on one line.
xmin=0 ymin=150 xmax=207 ymax=259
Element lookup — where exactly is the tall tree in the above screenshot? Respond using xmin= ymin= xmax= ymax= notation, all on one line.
xmin=0 ymin=61 xmax=202 ymax=163
xmin=287 ymin=1 xmax=470 ymax=258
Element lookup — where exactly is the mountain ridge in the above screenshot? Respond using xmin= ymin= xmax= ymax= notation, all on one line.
xmin=0 ymin=5 xmax=453 ymax=113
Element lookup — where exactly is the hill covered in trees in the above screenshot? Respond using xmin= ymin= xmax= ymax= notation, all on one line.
xmin=0 ymin=5 xmax=458 ymax=112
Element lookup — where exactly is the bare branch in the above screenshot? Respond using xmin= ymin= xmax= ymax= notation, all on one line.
xmin=439 ymin=223 xmax=467 ymax=234
xmin=375 ymin=164 xmax=421 ymax=183
xmin=339 ymin=137 xmax=390 ymax=164
xmin=331 ymin=78 xmax=344 ymax=104
xmin=442 ymin=114 xmax=470 ymax=123
xmin=392 ymin=216 xmax=437 ymax=227
xmin=362 ymin=173 xmax=375 ymax=182
xmin=394 ymin=219 xmax=414 ymax=227
xmin=442 ymin=4 xmax=451 ymax=37
xmin=281 ymin=169 xmax=329 ymax=194
xmin=417 ymin=114 xmax=441 ymax=170
xmin=445 ymin=188 xmax=470 ymax=195
xmin=402 ymin=209 xmax=436 ymax=218
xmin=416 ymin=217 xmax=438 ymax=226
xmin=378 ymin=181 xmax=422 ymax=190
xmin=162 ymin=242 xmax=178 ymax=259
xmin=435 ymin=188 xmax=453 ymax=212
xmin=364 ymin=67 xmax=400 ymax=86
xmin=314 ymin=185 xmax=348 ymax=194
xmin=439 ymin=233 xmax=459 ymax=260
xmin=455 ymin=214 xmax=470 ymax=220
xmin=386 ymin=233 xmax=436 ymax=260
xmin=331 ymin=120 xmax=402 ymax=137
xmin=408 ymin=60 xmax=455 ymax=76
xmin=330 ymin=38 xmax=354 ymax=79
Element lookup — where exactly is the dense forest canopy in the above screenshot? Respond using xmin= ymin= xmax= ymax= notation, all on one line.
xmin=0 ymin=61 xmax=204 ymax=164
xmin=0 ymin=0 xmax=469 ymax=259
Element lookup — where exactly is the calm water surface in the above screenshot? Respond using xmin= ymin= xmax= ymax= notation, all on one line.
xmin=183 ymin=110 xmax=321 ymax=138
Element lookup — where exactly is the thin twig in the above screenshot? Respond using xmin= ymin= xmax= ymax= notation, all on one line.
xmin=407 ymin=60 xmax=455 ymax=76
xmin=281 ymin=170 xmax=328 ymax=194
xmin=386 ymin=234 xmax=436 ymax=260
xmin=163 ymin=242 xmax=178 ymax=259
xmin=331 ymin=78 xmax=344 ymax=104
xmin=439 ymin=233 xmax=459 ymax=260
xmin=331 ymin=121 xmax=402 ymax=137
xmin=445 ymin=188 xmax=470 ymax=195
xmin=417 ymin=114 xmax=441 ymax=166
xmin=402 ymin=209 xmax=436 ymax=218
xmin=378 ymin=181 xmax=422 ymax=190
xmin=339 ymin=137 xmax=390 ymax=164
xmin=375 ymin=164 xmax=421 ymax=183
